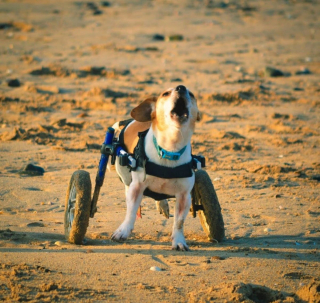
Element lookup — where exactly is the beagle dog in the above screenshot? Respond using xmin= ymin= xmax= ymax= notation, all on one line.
xmin=111 ymin=85 xmax=200 ymax=251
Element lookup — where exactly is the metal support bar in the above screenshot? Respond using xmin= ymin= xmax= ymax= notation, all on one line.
xmin=90 ymin=127 xmax=114 ymax=218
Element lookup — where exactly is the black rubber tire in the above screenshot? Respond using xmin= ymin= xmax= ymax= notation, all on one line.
xmin=193 ymin=170 xmax=225 ymax=242
xmin=64 ymin=170 xmax=92 ymax=244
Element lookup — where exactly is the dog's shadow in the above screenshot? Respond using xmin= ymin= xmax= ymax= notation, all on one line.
xmin=0 ymin=231 xmax=318 ymax=264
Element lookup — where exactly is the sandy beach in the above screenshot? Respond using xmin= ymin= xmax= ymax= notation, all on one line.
xmin=0 ymin=0 xmax=319 ymax=302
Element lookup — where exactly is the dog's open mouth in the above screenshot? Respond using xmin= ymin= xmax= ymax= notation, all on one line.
xmin=170 ymin=97 xmax=189 ymax=123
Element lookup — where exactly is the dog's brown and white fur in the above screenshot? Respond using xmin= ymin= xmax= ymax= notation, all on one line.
xmin=111 ymin=85 xmax=200 ymax=251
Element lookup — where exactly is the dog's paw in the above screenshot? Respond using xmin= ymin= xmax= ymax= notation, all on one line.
xmin=172 ymin=232 xmax=190 ymax=251
xmin=172 ymin=242 xmax=190 ymax=251
xmin=156 ymin=200 xmax=170 ymax=219
xmin=111 ymin=224 xmax=132 ymax=242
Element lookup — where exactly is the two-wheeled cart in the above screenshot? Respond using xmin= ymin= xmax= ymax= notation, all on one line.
xmin=64 ymin=127 xmax=225 ymax=245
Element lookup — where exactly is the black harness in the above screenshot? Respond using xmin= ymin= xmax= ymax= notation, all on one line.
xmin=117 ymin=120 xmax=204 ymax=200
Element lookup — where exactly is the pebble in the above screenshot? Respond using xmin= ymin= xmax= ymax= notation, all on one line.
xmin=166 ymin=34 xmax=184 ymax=41
xmin=153 ymin=34 xmax=165 ymax=41
xmin=78 ymin=112 xmax=89 ymax=118
xmin=264 ymin=228 xmax=272 ymax=233
xmin=295 ymin=67 xmax=311 ymax=75
xmin=211 ymin=256 xmax=225 ymax=260
xmin=6 ymin=78 xmax=20 ymax=87
xmin=27 ymin=222 xmax=45 ymax=227
xmin=86 ymin=2 xmax=102 ymax=15
xmin=100 ymin=1 xmax=111 ymax=6
xmin=0 ymin=23 xmax=12 ymax=30
xmin=54 ymin=241 xmax=63 ymax=246
xmin=150 ymin=266 xmax=162 ymax=272
xmin=19 ymin=164 xmax=45 ymax=176
xmin=264 ymin=66 xmax=284 ymax=77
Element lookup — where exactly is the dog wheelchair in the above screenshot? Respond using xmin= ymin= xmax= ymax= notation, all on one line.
xmin=64 ymin=126 xmax=225 ymax=245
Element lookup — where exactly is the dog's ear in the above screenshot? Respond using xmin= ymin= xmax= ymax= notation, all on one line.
xmin=196 ymin=111 xmax=201 ymax=122
xmin=131 ymin=97 xmax=157 ymax=122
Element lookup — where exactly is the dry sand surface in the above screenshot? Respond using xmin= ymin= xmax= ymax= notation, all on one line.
xmin=0 ymin=0 xmax=320 ymax=302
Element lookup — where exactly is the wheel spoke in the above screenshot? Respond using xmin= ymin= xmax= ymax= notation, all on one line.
xmin=67 ymin=182 xmax=77 ymax=231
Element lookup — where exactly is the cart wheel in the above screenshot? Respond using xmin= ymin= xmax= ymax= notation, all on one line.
xmin=192 ymin=170 xmax=225 ymax=242
xmin=64 ymin=170 xmax=92 ymax=244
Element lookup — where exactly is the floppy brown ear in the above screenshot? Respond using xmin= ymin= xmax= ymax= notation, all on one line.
xmin=131 ymin=97 xmax=157 ymax=122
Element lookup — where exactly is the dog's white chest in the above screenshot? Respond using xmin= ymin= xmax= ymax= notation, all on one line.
xmin=146 ymin=175 xmax=194 ymax=197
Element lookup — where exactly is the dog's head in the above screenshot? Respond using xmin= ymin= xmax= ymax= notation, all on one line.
xmin=131 ymin=85 xmax=200 ymax=132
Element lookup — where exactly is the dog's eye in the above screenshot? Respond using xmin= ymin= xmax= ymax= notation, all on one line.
xmin=162 ymin=91 xmax=171 ymax=97
xmin=189 ymin=91 xmax=195 ymax=98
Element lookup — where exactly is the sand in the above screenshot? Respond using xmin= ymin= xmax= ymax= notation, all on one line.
xmin=0 ymin=0 xmax=319 ymax=302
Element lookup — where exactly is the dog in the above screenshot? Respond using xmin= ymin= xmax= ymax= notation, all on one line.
xmin=111 ymin=85 xmax=200 ymax=251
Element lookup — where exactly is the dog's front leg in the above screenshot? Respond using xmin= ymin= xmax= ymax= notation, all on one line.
xmin=172 ymin=192 xmax=191 ymax=251
xmin=111 ymin=171 xmax=145 ymax=242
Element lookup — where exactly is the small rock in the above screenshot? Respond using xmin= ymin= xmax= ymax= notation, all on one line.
xmin=166 ymin=34 xmax=184 ymax=41
xmin=54 ymin=241 xmax=63 ymax=246
xmin=150 ymin=266 xmax=162 ymax=271
xmin=295 ymin=67 xmax=311 ymax=75
xmin=0 ymin=23 xmax=13 ymax=30
xmin=153 ymin=34 xmax=165 ymax=41
xmin=52 ymin=118 xmax=67 ymax=127
xmin=7 ymin=78 xmax=21 ymax=87
xmin=264 ymin=66 xmax=284 ymax=77
xmin=27 ymin=222 xmax=45 ymax=227
xmin=93 ymin=9 xmax=102 ymax=15
xmin=211 ymin=256 xmax=225 ymax=260
xmin=264 ymin=228 xmax=272 ymax=233
xmin=310 ymin=174 xmax=320 ymax=182
xmin=86 ymin=2 xmax=102 ymax=15
xmin=100 ymin=1 xmax=111 ymax=6
xmin=19 ymin=164 xmax=45 ymax=176
xmin=78 ymin=112 xmax=89 ymax=118
xmin=271 ymin=113 xmax=290 ymax=119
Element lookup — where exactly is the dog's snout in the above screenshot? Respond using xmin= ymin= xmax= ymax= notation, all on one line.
xmin=175 ymin=85 xmax=187 ymax=93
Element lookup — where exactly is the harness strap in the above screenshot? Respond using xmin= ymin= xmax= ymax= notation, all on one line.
xmin=143 ymin=188 xmax=174 ymax=200
xmin=118 ymin=119 xmax=134 ymax=151
xmin=146 ymin=160 xmax=193 ymax=179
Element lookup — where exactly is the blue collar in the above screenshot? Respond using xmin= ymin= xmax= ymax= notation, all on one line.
xmin=153 ymin=136 xmax=187 ymax=161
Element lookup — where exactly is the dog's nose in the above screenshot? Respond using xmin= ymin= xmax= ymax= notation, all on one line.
xmin=175 ymin=85 xmax=187 ymax=93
